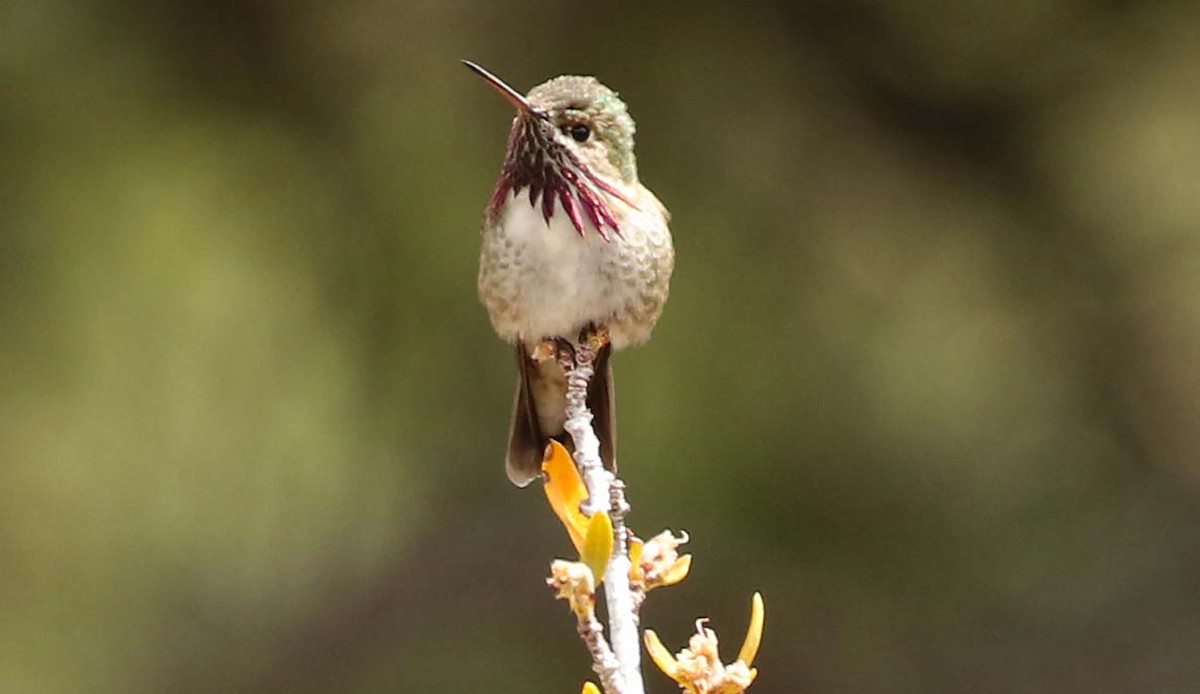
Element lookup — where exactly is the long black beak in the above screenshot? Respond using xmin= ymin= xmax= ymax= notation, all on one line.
xmin=462 ymin=60 xmax=538 ymax=116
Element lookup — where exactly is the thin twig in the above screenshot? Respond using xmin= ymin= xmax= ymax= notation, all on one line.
xmin=578 ymin=614 xmax=624 ymax=694
xmin=560 ymin=338 xmax=646 ymax=694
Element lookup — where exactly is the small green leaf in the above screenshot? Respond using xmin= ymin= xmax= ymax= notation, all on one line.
xmin=581 ymin=511 xmax=613 ymax=582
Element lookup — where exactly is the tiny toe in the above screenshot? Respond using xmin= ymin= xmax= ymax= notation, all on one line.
xmin=530 ymin=340 xmax=557 ymax=363
xmin=583 ymin=324 xmax=611 ymax=351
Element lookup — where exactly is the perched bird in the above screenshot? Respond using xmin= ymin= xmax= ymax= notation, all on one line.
xmin=465 ymin=61 xmax=675 ymax=486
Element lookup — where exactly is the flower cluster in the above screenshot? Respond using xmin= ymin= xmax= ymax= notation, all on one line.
xmin=547 ymin=559 xmax=596 ymax=622
xmin=644 ymin=593 xmax=765 ymax=694
xmin=541 ymin=440 xmax=766 ymax=694
xmin=632 ymin=530 xmax=692 ymax=593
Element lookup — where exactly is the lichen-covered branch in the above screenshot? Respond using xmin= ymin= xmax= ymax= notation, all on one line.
xmin=541 ymin=334 xmax=764 ymax=694
xmin=558 ymin=336 xmax=645 ymax=694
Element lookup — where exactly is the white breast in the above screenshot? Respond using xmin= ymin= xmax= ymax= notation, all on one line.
xmin=486 ymin=193 xmax=627 ymax=342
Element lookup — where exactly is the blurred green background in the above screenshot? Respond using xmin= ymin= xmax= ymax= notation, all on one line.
xmin=4 ymin=1 xmax=1200 ymax=692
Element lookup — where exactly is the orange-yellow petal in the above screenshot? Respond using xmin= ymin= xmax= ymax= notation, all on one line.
xmin=580 ymin=682 xmax=601 ymax=694
xmin=736 ymin=592 xmax=765 ymax=667
xmin=629 ymin=536 xmax=644 ymax=565
xmin=542 ymin=441 xmax=589 ymax=552
xmin=660 ymin=554 xmax=693 ymax=587
xmin=643 ymin=629 xmax=682 ymax=681
xmin=628 ymin=537 xmax=644 ymax=583
xmin=581 ymin=511 xmax=614 ymax=582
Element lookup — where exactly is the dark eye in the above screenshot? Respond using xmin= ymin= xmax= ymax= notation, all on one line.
xmin=568 ymin=123 xmax=591 ymax=142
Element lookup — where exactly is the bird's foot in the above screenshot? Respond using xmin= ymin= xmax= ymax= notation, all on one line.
xmin=529 ymin=339 xmax=558 ymax=364
xmin=580 ymin=323 xmax=611 ymax=352
xmin=554 ymin=337 xmax=577 ymax=363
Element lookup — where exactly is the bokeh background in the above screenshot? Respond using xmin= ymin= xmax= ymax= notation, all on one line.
xmin=4 ymin=1 xmax=1200 ymax=692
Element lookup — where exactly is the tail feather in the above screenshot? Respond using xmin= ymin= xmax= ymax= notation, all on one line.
xmin=504 ymin=343 xmax=617 ymax=487
xmin=505 ymin=343 xmax=545 ymax=487
xmin=589 ymin=344 xmax=617 ymax=475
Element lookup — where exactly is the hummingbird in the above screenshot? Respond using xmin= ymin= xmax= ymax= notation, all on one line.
xmin=464 ymin=61 xmax=675 ymax=487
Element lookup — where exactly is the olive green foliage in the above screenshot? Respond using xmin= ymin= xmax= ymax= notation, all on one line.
xmin=3 ymin=1 xmax=1200 ymax=693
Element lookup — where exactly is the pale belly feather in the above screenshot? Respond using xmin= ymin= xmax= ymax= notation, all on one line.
xmin=478 ymin=190 xmax=672 ymax=349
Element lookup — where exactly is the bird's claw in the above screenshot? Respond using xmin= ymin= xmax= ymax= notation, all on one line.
xmin=581 ymin=324 xmax=610 ymax=352
xmin=530 ymin=340 xmax=558 ymax=364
